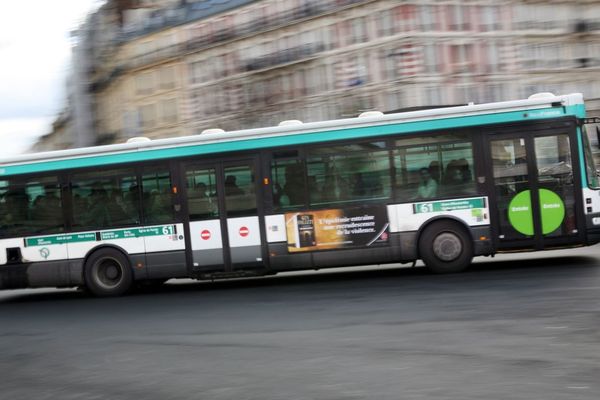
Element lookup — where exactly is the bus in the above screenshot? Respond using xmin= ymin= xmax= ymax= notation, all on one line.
xmin=1 ymin=92 xmax=599 ymax=296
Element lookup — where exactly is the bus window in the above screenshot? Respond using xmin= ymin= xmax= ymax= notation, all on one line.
xmin=394 ymin=134 xmax=476 ymax=201
xmin=306 ymin=142 xmax=390 ymax=206
xmin=0 ymin=177 xmax=65 ymax=237
xmin=185 ymin=167 xmax=219 ymax=220
xmin=223 ymin=165 xmax=256 ymax=215
xmin=71 ymin=169 xmax=139 ymax=230
xmin=142 ymin=168 xmax=174 ymax=225
xmin=271 ymin=159 xmax=306 ymax=210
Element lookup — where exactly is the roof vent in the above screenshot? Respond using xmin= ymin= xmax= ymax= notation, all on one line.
xmin=358 ymin=111 xmax=384 ymax=118
xmin=528 ymin=92 xmax=556 ymax=100
xmin=278 ymin=120 xmax=303 ymax=126
xmin=201 ymin=128 xmax=225 ymax=134
xmin=126 ymin=136 xmax=151 ymax=143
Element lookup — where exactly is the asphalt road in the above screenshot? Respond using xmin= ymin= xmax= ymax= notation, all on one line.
xmin=1 ymin=246 xmax=600 ymax=400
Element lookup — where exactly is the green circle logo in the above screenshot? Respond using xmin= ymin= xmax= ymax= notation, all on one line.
xmin=508 ymin=189 xmax=565 ymax=236
xmin=508 ymin=190 xmax=533 ymax=235
xmin=538 ymin=188 xmax=565 ymax=234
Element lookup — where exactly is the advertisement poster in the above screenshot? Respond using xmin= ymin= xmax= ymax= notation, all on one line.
xmin=286 ymin=205 xmax=389 ymax=253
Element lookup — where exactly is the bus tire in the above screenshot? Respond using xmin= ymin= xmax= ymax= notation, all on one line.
xmin=84 ymin=248 xmax=133 ymax=297
xmin=419 ymin=220 xmax=473 ymax=274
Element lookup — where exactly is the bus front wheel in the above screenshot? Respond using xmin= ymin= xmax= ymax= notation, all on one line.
xmin=84 ymin=248 xmax=133 ymax=297
xmin=419 ymin=221 xmax=473 ymax=273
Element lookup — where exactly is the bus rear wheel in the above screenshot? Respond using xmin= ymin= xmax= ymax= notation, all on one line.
xmin=419 ymin=221 xmax=473 ymax=274
xmin=84 ymin=248 xmax=133 ymax=297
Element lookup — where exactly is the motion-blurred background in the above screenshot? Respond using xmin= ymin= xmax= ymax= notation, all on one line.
xmin=5 ymin=0 xmax=600 ymax=154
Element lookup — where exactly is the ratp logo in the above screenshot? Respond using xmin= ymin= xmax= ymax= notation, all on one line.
xmin=39 ymin=247 xmax=50 ymax=259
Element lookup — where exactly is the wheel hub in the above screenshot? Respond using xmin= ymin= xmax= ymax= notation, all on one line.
xmin=105 ymin=265 xmax=119 ymax=280
xmin=432 ymin=232 xmax=463 ymax=262
xmin=94 ymin=258 xmax=123 ymax=289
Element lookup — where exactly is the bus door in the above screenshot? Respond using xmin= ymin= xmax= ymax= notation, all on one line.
xmin=181 ymin=158 xmax=265 ymax=274
xmin=484 ymin=131 xmax=583 ymax=250
xmin=221 ymin=160 xmax=265 ymax=271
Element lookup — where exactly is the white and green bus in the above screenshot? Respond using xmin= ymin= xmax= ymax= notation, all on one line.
xmin=1 ymin=92 xmax=599 ymax=296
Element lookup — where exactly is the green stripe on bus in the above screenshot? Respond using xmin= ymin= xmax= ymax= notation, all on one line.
xmin=25 ymin=232 xmax=97 ymax=247
xmin=1 ymin=105 xmax=583 ymax=177
xmin=25 ymin=225 xmax=175 ymax=247
xmin=100 ymin=225 xmax=175 ymax=240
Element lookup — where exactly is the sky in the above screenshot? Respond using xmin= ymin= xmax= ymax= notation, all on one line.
xmin=0 ymin=0 xmax=102 ymax=158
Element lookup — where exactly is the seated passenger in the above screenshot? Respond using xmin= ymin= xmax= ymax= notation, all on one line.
xmin=352 ymin=173 xmax=367 ymax=197
xmin=416 ymin=167 xmax=438 ymax=199
xmin=224 ymin=175 xmax=244 ymax=196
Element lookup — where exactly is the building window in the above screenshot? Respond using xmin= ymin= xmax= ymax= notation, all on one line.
xmin=378 ymin=9 xmax=394 ymax=37
xmin=349 ymin=17 xmax=368 ymax=45
xmin=135 ymin=72 xmax=153 ymax=95
xmin=139 ymin=104 xmax=156 ymax=128
xmin=160 ymin=99 xmax=178 ymax=124
xmin=159 ymin=66 xmax=176 ymax=90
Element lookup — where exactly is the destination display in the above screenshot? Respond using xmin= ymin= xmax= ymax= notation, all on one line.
xmin=285 ymin=205 xmax=389 ymax=253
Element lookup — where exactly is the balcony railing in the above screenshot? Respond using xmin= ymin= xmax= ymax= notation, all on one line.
xmin=244 ymin=43 xmax=326 ymax=72
xmin=179 ymin=0 xmax=367 ymax=53
xmin=122 ymin=42 xmax=184 ymax=70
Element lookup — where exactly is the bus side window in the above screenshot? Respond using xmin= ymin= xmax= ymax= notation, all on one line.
xmin=306 ymin=142 xmax=390 ymax=206
xmin=223 ymin=165 xmax=257 ymax=216
xmin=0 ymin=176 xmax=65 ymax=237
xmin=441 ymin=158 xmax=476 ymax=196
xmin=271 ymin=159 xmax=306 ymax=210
xmin=394 ymin=134 xmax=476 ymax=201
xmin=0 ymin=183 xmax=29 ymax=234
xmin=142 ymin=169 xmax=174 ymax=225
xmin=185 ymin=167 xmax=219 ymax=220
xmin=71 ymin=169 xmax=139 ymax=229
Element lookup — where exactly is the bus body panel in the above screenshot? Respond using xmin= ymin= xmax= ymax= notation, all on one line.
xmin=387 ymin=197 xmax=489 ymax=233
xmin=189 ymin=219 xmax=224 ymax=269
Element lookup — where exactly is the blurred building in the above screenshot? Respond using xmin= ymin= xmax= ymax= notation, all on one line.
xmin=39 ymin=0 xmax=600 ymax=149
xmin=30 ymin=109 xmax=73 ymax=152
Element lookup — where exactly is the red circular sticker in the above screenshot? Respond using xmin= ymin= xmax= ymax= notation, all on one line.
xmin=201 ymin=230 xmax=211 ymax=240
xmin=239 ymin=226 xmax=249 ymax=237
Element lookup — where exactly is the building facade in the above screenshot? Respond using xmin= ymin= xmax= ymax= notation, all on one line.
xmin=40 ymin=0 xmax=600 ymax=149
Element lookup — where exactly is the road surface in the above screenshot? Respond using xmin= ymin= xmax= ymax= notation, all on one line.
xmin=1 ymin=246 xmax=600 ymax=399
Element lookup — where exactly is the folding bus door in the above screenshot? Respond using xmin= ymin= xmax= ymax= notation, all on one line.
xmin=485 ymin=130 xmax=583 ymax=250
xmin=222 ymin=160 xmax=264 ymax=270
xmin=182 ymin=158 xmax=265 ymax=274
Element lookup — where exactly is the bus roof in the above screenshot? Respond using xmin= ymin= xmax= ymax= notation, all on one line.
xmin=0 ymin=93 xmax=585 ymax=177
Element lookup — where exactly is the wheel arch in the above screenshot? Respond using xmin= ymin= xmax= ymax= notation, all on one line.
xmin=82 ymin=244 xmax=133 ymax=279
